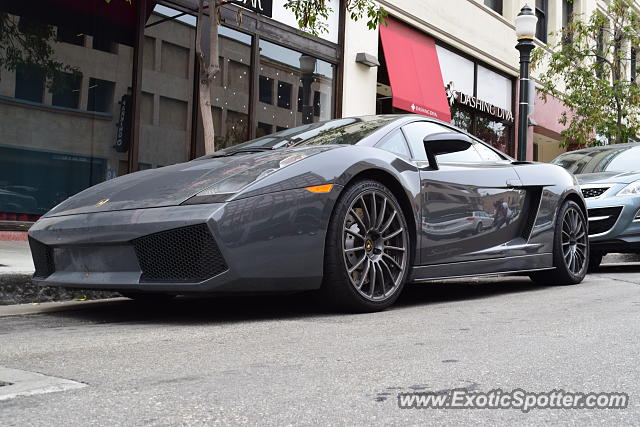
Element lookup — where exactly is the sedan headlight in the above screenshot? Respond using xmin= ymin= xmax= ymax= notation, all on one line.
xmin=616 ymin=180 xmax=640 ymax=197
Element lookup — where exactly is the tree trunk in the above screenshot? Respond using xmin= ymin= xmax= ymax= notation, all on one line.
xmin=196 ymin=0 xmax=220 ymax=155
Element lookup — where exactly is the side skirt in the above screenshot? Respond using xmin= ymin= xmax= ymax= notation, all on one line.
xmin=410 ymin=253 xmax=553 ymax=282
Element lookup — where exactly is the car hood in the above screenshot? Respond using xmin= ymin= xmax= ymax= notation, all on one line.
xmin=45 ymin=146 xmax=333 ymax=217
xmin=575 ymin=171 xmax=640 ymax=186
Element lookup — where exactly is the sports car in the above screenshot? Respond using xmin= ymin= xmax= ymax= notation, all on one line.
xmin=551 ymin=142 xmax=640 ymax=270
xmin=28 ymin=115 xmax=588 ymax=312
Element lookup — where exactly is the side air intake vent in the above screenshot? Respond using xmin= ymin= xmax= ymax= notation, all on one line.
xmin=29 ymin=237 xmax=55 ymax=278
xmin=132 ymin=224 xmax=228 ymax=283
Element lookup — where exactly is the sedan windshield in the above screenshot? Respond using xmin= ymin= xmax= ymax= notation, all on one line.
xmin=206 ymin=116 xmax=398 ymax=157
xmin=551 ymin=145 xmax=640 ymax=174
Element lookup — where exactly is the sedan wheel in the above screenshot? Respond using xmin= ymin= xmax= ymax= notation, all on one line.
xmin=323 ymin=180 xmax=410 ymax=312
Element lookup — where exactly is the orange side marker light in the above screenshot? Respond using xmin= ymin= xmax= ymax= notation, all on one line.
xmin=305 ymin=184 xmax=334 ymax=193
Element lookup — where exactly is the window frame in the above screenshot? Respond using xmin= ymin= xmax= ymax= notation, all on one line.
xmin=535 ymin=0 xmax=548 ymax=43
xmin=399 ymin=119 xmax=509 ymax=164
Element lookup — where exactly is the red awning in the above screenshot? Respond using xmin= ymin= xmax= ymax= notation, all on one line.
xmin=379 ymin=18 xmax=451 ymax=122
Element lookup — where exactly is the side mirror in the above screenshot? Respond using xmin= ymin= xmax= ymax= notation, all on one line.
xmin=423 ymin=132 xmax=473 ymax=170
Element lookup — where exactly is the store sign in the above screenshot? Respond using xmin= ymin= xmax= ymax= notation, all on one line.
xmin=232 ymin=0 xmax=273 ymax=17
xmin=445 ymin=82 xmax=514 ymax=122
xmin=115 ymin=94 xmax=131 ymax=153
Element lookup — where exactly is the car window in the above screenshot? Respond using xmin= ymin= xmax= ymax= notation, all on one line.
xmin=377 ymin=130 xmax=411 ymax=158
xmin=401 ymin=121 xmax=484 ymax=163
xmin=604 ymin=147 xmax=640 ymax=172
xmin=473 ymin=141 xmax=505 ymax=161
xmin=551 ymin=145 xmax=640 ymax=174
xmin=401 ymin=122 xmax=446 ymax=160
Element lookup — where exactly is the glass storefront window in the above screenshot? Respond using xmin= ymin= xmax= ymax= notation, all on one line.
xmin=138 ymin=5 xmax=197 ymax=168
xmin=475 ymin=114 xmax=511 ymax=155
xmin=0 ymin=4 xmax=134 ymax=220
xmin=209 ymin=25 xmax=253 ymax=150
xmin=257 ymin=39 xmax=334 ymax=136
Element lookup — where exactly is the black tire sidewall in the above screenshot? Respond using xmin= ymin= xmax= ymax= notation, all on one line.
xmin=323 ymin=180 xmax=411 ymax=312
xmin=552 ymin=200 xmax=589 ymax=284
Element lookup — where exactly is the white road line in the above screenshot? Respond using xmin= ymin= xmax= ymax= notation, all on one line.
xmin=0 ymin=367 xmax=86 ymax=401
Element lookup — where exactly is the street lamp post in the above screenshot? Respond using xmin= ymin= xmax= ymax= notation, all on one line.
xmin=515 ymin=5 xmax=538 ymax=161
xmin=299 ymin=55 xmax=317 ymax=125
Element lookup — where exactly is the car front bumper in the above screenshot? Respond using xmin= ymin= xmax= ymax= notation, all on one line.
xmin=587 ymin=194 xmax=640 ymax=252
xmin=28 ymin=188 xmax=338 ymax=293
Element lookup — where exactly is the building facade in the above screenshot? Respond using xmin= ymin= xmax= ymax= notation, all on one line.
xmin=0 ymin=0 xmax=636 ymax=225
xmin=340 ymin=0 xmax=638 ymax=162
xmin=0 ymin=0 xmax=340 ymax=223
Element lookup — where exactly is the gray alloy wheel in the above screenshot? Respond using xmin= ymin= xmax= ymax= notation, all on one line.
xmin=342 ymin=189 xmax=408 ymax=302
xmin=322 ymin=180 xmax=411 ymax=312
xmin=529 ymin=200 xmax=588 ymax=286
xmin=560 ymin=205 xmax=588 ymax=275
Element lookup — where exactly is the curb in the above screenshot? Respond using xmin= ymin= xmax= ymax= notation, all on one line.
xmin=0 ymin=298 xmax=128 ymax=317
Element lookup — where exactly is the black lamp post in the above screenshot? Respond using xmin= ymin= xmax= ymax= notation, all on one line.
xmin=299 ymin=55 xmax=317 ymax=125
xmin=515 ymin=4 xmax=538 ymax=161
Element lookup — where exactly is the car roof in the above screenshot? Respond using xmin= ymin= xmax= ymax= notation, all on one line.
xmin=565 ymin=142 xmax=640 ymax=155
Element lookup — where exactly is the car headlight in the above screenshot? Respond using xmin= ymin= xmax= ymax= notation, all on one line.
xmin=616 ymin=180 xmax=640 ymax=197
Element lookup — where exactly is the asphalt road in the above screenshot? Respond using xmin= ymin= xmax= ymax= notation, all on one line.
xmin=1 ymin=262 xmax=639 ymax=426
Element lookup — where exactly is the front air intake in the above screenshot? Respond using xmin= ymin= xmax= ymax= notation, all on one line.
xmin=132 ymin=224 xmax=228 ymax=283
xmin=29 ymin=237 xmax=55 ymax=278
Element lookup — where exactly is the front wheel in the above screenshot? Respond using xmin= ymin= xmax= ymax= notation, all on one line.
xmin=529 ymin=200 xmax=588 ymax=286
xmin=322 ymin=180 xmax=411 ymax=312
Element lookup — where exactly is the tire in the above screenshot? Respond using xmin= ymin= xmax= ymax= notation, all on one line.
xmin=529 ymin=200 xmax=588 ymax=286
xmin=475 ymin=223 xmax=483 ymax=234
xmin=120 ymin=292 xmax=175 ymax=304
xmin=588 ymin=251 xmax=604 ymax=272
xmin=321 ymin=180 xmax=411 ymax=312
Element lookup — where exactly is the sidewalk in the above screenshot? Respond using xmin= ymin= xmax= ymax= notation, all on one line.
xmin=0 ymin=238 xmax=34 ymax=276
xmin=0 ymin=235 xmax=118 ymax=305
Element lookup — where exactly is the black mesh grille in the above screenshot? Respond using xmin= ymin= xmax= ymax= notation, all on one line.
xmin=581 ymin=187 xmax=609 ymax=198
xmin=132 ymin=224 xmax=227 ymax=282
xmin=29 ymin=237 xmax=55 ymax=278
xmin=588 ymin=206 xmax=623 ymax=235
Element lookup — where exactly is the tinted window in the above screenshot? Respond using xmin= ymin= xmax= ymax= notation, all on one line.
xmin=402 ymin=122 xmax=449 ymax=160
xmin=552 ymin=146 xmax=640 ymax=174
xmin=402 ymin=121 xmax=483 ymax=163
xmin=377 ymin=130 xmax=410 ymax=158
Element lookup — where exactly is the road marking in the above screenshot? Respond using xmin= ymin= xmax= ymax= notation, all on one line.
xmin=0 ymin=367 xmax=86 ymax=401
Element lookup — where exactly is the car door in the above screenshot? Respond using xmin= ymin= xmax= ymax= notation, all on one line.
xmin=401 ymin=121 xmax=527 ymax=266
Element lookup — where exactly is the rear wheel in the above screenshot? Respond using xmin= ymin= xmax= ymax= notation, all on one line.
xmin=529 ymin=200 xmax=588 ymax=285
xmin=322 ymin=180 xmax=411 ymax=312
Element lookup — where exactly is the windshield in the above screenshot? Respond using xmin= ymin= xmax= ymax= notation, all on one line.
xmin=207 ymin=116 xmax=398 ymax=156
xmin=551 ymin=145 xmax=640 ymax=174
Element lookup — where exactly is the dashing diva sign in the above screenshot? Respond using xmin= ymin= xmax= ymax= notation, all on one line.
xmin=445 ymin=82 xmax=514 ymax=122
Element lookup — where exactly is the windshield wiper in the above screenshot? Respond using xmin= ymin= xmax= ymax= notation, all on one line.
xmin=205 ymin=147 xmax=275 ymax=158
